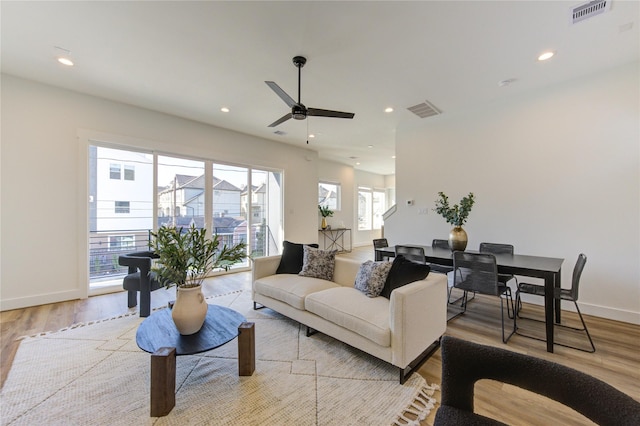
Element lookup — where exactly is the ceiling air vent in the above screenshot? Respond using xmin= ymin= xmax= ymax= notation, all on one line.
xmin=407 ymin=100 xmax=441 ymax=119
xmin=571 ymin=0 xmax=610 ymax=24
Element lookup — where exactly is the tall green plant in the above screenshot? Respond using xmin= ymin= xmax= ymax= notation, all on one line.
xmin=433 ymin=192 xmax=475 ymax=227
xmin=149 ymin=224 xmax=247 ymax=288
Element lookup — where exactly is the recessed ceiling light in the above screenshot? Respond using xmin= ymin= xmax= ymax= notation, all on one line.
xmin=355 ymin=162 xmax=360 ymax=165
xmin=367 ymin=145 xmax=373 ymax=148
xmin=57 ymin=57 xmax=74 ymax=66
xmin=391 ymin=155 xmax=396 ymax=159
xmin=384 ymin=107 xmax=394 ymax=113
xmin=308 ymin=134 xmax=315 ymax=138
xmin=537 ymin=51 xmax=555 ymax=61
xmin=220 ymin=107 xmax=230 ymax=113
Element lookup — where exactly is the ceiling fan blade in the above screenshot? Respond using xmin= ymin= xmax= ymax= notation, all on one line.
xmin=265 ymin=81 xmax=296 ymax=108
xmin=307 ymin=108 xmax=355 ymax=119
xmin=268 ymin=113 xmax=293 ymax=127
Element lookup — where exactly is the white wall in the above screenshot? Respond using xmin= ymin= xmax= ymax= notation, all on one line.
xmin=386 ymin=62 xmax=640 ymax=324
xmin=0 ymin=74 xmax=319 ymax=310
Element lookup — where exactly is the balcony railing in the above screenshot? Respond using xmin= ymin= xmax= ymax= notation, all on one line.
xmin=89 ymin=224 xmax=279 ymax=283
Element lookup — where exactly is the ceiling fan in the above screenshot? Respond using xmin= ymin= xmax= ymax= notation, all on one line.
xmin=265 ymin=56 xmax=355 ymax=128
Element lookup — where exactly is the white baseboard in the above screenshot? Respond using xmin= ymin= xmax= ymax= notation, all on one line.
xmin=520 ymin=295 xmax=640 ymax=325
xmin=0 ymin=289 xmax=85 ymax=312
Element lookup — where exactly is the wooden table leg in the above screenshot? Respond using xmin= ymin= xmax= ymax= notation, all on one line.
xmin=150 ymin=347 xmax=176 ymax=417
xmin=238 ymin=322 xmax=255 ymax=376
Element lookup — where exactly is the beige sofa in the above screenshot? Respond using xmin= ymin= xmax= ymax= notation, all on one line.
xmin=252 ymin=255 xmax=448 ymax=383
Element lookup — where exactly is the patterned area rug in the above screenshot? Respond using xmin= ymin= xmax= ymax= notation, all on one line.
xmin=1 ymin=291 xmax=438 ymax=425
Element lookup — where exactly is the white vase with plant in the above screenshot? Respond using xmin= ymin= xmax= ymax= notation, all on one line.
xmin=318 ymin=205 xmax=334 ymax=230
xmin=433 ymin=192 xmax=475 ymax=251
xmin=150 ymin=224 xmax=247 ymax=335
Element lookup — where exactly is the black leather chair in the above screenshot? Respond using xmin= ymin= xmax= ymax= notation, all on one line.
xmin=450 ymin=251 xmax=515 ymax=343
xmin=516 ymin=253 xmax=595 ymax=352
xmin=434 ymin=336 xmax=640 ymax=425
xmin=118 ymin=251 xmax=162 ymax=317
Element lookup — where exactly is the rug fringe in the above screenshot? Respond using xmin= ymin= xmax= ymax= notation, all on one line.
xmin=393 ymin=383 xmax=440 ymax=426
xmin=18 ymin=289 xmax=244 ymax=341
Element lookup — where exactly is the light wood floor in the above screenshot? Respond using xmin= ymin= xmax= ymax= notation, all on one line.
xmin=2 ymin=246 xmax=639 ymax=425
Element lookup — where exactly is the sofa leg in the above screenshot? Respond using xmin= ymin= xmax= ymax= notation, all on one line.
xmin=399 ymin=339 xmax=441 ymax=384
xmin=253 ymin=302 xmax=265 ymax=310
xmin=306 ymin=326 xmax=318 ymax=337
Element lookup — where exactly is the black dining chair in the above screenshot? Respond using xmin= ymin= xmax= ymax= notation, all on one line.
xmin=395 ymin=245 xmax=426 ymax=264
xmin=449 ymin=251 xmax=515 ymax=343
xmin=373 ymin=238 xmax=389 ymax=261
xmin=479 ymin=242 xmax=519 ymax=288
xmin=515 ymin=253 xmax=595 ymax=353
xmin=430 ymin=239 xmax=460 ymax=304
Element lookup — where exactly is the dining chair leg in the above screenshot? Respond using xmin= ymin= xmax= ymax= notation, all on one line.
xmin=501 ymin=296 xmax=516 ymax=344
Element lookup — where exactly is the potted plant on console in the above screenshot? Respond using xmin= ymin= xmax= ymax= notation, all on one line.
xmin=318 ymin=205 xmax=333 ymax=230
xmin=150 ymin=223 xmax=247 ymax=335
xmin=434 ymin=192 xmax=475 ymax=251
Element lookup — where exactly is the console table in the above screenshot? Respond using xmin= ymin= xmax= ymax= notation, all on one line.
xmin=319 ymin=228 xmax=352 ymax=253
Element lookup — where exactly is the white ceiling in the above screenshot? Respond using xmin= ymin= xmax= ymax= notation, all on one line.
xmin=2 ymin=1 xmax=638 ymax=175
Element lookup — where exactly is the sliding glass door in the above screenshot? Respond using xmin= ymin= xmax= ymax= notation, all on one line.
xmin=88 ymin=144 xmax=283 ymax=290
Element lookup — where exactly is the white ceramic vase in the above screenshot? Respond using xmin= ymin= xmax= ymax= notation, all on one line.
xmin=172 ymin=285 xmax=208 ymax=335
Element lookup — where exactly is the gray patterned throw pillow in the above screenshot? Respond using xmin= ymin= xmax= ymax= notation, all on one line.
xmin=354 ymin=260 xmax=393 ymax=297
xmin=299 ymin=246 xmax=337 ymax=280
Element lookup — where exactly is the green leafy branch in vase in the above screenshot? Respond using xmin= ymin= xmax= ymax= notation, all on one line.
xmin=433 ymin=192 xmax=475 ymax=227
xmin=318 ymin=205 xmax=334 ymax=218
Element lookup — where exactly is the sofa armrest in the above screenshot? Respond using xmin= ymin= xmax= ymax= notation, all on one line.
xmin=252 ymin=255 xmax=282 ymax=281
xmin=389 ymin=273 xmax=448 ymax=368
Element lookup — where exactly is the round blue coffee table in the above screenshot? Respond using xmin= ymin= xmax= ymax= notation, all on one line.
xmin=136 ymin=304 xmax=254 ymax=417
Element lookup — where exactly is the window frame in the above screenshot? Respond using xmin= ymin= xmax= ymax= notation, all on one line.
xmin=318 ymin=181 xmax=341 ymax=211
xmin=358 ymin=186 xmax=385 ymax=231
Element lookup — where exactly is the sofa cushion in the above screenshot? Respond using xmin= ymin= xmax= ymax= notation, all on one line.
xmin=354 ymin=260 xmax=393 ymax=297
xmin=276 ymin=241 xmax=320 ymax=274
xmin=254 ymin=275 xmax=340 ymax=310
xmin=299 ymin=246 xmax=337 ymax=280
xmin=380 ymin=255 xmax=431 ymax=299
xmin=305 ymin=287 xmax=391 ymax=347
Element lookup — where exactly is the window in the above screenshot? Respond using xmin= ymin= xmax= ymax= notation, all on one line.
xmin=373 ymin=191 xmax=386 ymax=229
xmin=124 ymin=164 xmax=135 ymax=181
xmin=358 ymin=188 xmax=372 ymax=230
xmin=110 ymin=163 xmax=121 ymax=179
xmin=108 ymin=235 xmax=135 ymax=251
xmin=319 ymin=181 xmax=340 ymax=211
xmin=358 ymin=187 xmax=385 ymax=231
xmin=115 ymin=201 xmax=130 ymax=214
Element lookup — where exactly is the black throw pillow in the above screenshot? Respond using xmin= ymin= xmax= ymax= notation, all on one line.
xmin=276 ymin=241 xmax=320 ymax=274
xmin=380 ymin=255 xmax=431 ymax=299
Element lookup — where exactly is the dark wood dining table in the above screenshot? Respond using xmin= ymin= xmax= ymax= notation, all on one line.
xmin=376 ymin=245 xmax=564 ymax=353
